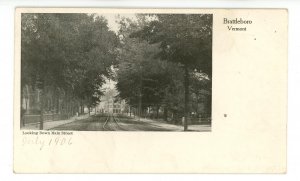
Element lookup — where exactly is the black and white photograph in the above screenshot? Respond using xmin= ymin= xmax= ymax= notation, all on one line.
xmin=20 ymin=13 xmax=212 ymax=132
xmin=9 ymin=7 xmax=290 ymax=175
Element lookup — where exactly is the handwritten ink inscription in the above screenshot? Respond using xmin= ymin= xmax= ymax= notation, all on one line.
xmin=22 ymin=136 xmax=73 ymax=150
xmin=21 ymin=131 xmax=74 ymax=150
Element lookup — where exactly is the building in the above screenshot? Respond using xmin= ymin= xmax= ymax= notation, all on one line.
xmin=97 ymin=79 xmax=126 ymax=114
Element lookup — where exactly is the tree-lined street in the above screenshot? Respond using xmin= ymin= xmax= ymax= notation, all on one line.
xmin=21 ymin=13 xmax=212 ymax=131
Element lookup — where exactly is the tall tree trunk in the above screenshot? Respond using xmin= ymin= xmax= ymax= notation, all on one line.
xmin=20 ymin=89 xmax=25 ymax=128
xmin=129 ymin=106 xmax=131 ymax=117
xmin=71 ymin=103 xmax=74 ymax=116
xmin=80 ymin=101 xmax=84 ymax=114
xmin=66 ymin=101 xmax=69 ymax=118
xmin=164 ymin=107 xmax=168 ymax=122
xmin=156 ymin=105 xmax=159 ymax=119
xmin=66 ymin=95 xmax=70 ymax=118
xmin=78 ymin=105 xmax=80 ymax=115
xmin=56 ymin=93 xmax=60 ymax=114
xmin=184 ymin=65 xmax=190 ymax=131
xmin=39 ymin=90 xmax=44 ymax=130
xmin=51 ymin=97 xmax=54 ymax=112
xmin=138 ymin=90 xmax=142 ymax=120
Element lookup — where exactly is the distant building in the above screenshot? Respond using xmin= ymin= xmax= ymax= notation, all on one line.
xmin=97 ymin=79 xmax=126 ymax=114
xmin=98 ymin=93 xmax=126 ymax=114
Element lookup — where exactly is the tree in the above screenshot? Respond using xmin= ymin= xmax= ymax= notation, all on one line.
xmin=21 ymin=13 xmax=119 ymax=128
xmin=131 ymin=14 xmax=212 ymax=130
xmin=115 ymin=16 xmax=158 ymax=118
xmin=115 ymin=16 xmax=176 ymax=119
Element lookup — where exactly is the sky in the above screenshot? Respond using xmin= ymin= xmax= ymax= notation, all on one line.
xmin=98 ymin=14 xmax=137 ymax=93
xmin=100 ymin=13 xmax=137 ymax=33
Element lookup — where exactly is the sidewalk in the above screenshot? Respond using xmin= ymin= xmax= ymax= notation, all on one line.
xmin=133 ymin=117 xmax=211 ymax=132
xmin=22 ymin=114 xmax=89 ymax=130
xmin=138 ymin=117 xmax=182 ymax=131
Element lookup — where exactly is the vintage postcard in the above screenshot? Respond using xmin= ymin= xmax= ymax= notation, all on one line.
xmin=14 ymin=8 xmax=287 ymax=173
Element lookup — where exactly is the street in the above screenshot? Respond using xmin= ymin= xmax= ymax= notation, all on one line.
xmin=50 ymin=114 xmax=211 ymax=132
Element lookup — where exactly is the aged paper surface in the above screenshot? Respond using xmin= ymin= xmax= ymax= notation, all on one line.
xmin=14 ymin=8 xmax=287 ymax=173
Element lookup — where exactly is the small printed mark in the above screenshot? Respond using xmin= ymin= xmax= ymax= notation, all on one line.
xmin=224 ymin=114 xmax=227 ymax=118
